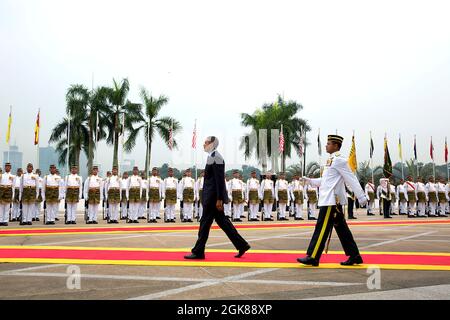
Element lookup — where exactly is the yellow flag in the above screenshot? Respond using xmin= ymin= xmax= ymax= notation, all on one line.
xmin=348 ymin=135 xmax=357 ymax=173
xmin=6 ymin=107 xmax=12 ymax=144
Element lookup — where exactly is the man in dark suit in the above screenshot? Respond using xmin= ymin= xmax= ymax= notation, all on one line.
xmin=185 ymin=136 xmax=251 ymax=260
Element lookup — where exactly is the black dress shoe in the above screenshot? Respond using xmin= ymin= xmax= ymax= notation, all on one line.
xmin=28 ymin=222 xmax=32 ymax=225
xmin=20 ymin=222 xmax=26 ymax=226
xmin=297 ymin=256 xmax=319 ymax=266
xmin=156 ymin=217 xmax=161 ymax=219
xmin=308 ymin=217 xmax=317 ymax=221
xmin=348 ymin=216 xmax=357 ymax=219
xmin=93 ymin=221 xmax=98 ymax=224
xmin=341 ymin=255 xmax=363 ymax=266
xmin=295 ymin=217 xmax=304 ymax=220
xmin=235 ymin=244 xmax=251 ymax=258
xmin=384 ymin=216 xmax=393 ymax=219
xmin=55 ymin=217 xmax=59 ymax=221
xmin=184 ymin=253 xmax=205 ymax=260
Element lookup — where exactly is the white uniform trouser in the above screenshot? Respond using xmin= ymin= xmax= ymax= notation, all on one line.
xmin=233 ymin=203 xmax=243 ymax=219
xmin=165 ymin=204 xmax=176 ymax=220
xmin=224 ymin=202 xmax=232 ymax=217
xmin=263 ymin=203 xmax=272 ymax=219
xmin=417 ymin=202 xmax=426 ymax=216
xmin=428 ymin=202 xmax=437 ymax=216
xmin=138 ymin=202 xmax=146 ymax=218
xmin=34 ymin=202 xmax=41 ymax=218
xmin=109 ymin=203 xmax=119 ymax=221
xmin=399 ymin=201 xmax=407 ymax=214
xmin=87 ymin=204 xmax=99 ymax=222
xmin=278 ymin=203 xmax=287 ymax=218
xmin=120 ymin=200 xmax=128 ymax=218
xmin=128 ymin=202 xmax=139 ymax=221
xmin=198 ymin=204 xmax=203 ymax=219
xmin=12 ymin=202 xmax=20 ymax=219
xmin=295 ymin=203 xmax=303 ymax=218
xmin=149 ymin=202 xmax=159 ymax=220
xmin=308 ymin=202 xmax=317 ymax=218
xmin=0 ymin=203 xmax=11 ymax=223
xmin=446 ymin=201 xmax=450 ymax=214
xmin=66 ymin=203 xmax=77 ymax=222
xmin=367 ymin=200 xmax=375 ymax=214
xmin=22 ymin=203 xmax=34 ymax=222
xmin=183 ymin=202 xmax=193 ymax=220
xmin=45 ymin=203 xmax=58 ymax=222
xmin=407 ymin=202 xmax=416 ymax=216
xmin=437 ymin=202 xmax=447 ymax=216
xmin=248 ymin=203 xmax=259 ymax=219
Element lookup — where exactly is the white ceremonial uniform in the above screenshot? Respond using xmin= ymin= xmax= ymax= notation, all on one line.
xmin=437 ymin=182 xmax=449 ymax=216
xmin=416 ymin=182 xmax=427 ymax=217
xmin=224 ymin=179 xmax=232 ymax=217
xmin=246 ymin=177 xmax=260 ymax=220
xmin=305 ymin=184 xmax=319 ymax=219
xmin=103 ymin=177 xmax=110 ymax=219
xmin=290 ymin=179 xmax=305 ymax=219
xmin=365 ymin=182 xmax=376 ymax=214
xmin=178 ymin=176 xmax=196 ymax=220
xmin=139 ymin=178 xmax=149 ymax=219
xmin=20 ymin=172 xmax=39 ymax=223
xmin=64 ymin=174 xmax=82 ymax=222
xmin=42 ymin=174 xmax=64 ymax=222
xmin=446 ymin=182 xmax=450 ymax=214
xmin=275 ymin=179 xmax=290 ymax=219
xmin=389 ymin=184 xmax=397 ymax=214
xmin=120 ymin=177 xmax=129 ymax=218
xmin=163 ymin=177 xmax=178 ymax=221
xmin=106 ymin=175 xmax=121 ymax=221
xmin=12 ymin=175 xmax=22 ymax=220
xmin=148 ymin=176 xmax=163 ymax=220
xmin=404 ymin=181 xmax=417 ymax=216
xmin=127 ymin=175 xmax=142 ymax=221
xmin=425 ymin=182 xmax=438 ymax=216
xmin=260 ymin=178 xmax=274 ymax=219
xmin=83 ymin=175 xmax=103 ymax=222
xmin=195 ymin=177 xmax=204 ymax=219
xmin=230 ymin=178 xmax=245 ymax=220
xmin=0 ymin=172 xmax=15 ymax=223
xmin=397 ymin=184 xmax=408 ymax=215
xmin=34 ymin=176 xmax=43 ymax=219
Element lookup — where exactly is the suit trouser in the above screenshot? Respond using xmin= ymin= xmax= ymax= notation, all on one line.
xmin=66 ymin=203 xmax=78 ymax=221
xmin=306 ymin=205 xmax=360 ymax=261
xmin=138 ymin=202 xmax=146 ymax=218
xmin=34 ymin=202 xmax=41 ymax=218
xmin=192 ymin=202 xmax=249 ymax=256
xmin=0 ymin=203 xmax=11 ymax=223
xmin=347 ymin=198 xmax=354 ymax=218
xmin=382 ymin=199 xmax=391 ymax=218
xmin=45 ymin=203 xmax=58 ymax=222
xmin=120 ymin=200 xmax=128 ymax=218
xmin=407 ymin=201 xmax=416 ymax=216
xmin=295 ymin=203 xmax=303 ymax=218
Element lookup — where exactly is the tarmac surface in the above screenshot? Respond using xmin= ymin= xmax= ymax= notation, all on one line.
xmin=0 ymin=209 xmax=449 ymax=300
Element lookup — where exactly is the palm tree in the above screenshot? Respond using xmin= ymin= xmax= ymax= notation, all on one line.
xmin=240 ymin=94 xmax=310 ymax=173
xmin=304 ymin=161 xmax=321 ymax=178
xmin=101 ymin=78 xmax=142 ymax=168
xmin=124 ymin=87 xmax=182 ymax=175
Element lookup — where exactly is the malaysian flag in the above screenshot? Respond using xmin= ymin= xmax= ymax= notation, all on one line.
xmin=279 ymin=125 xmax=285 ymax=153
xmin=192 ymin=120 xmax=197 ymax=149
xmin=168 ymin=120 xmax=173 ymax=151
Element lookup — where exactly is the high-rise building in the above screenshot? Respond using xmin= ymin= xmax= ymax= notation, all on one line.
xmin=39 ymin=146 xmax=60 ymax=175
xmin=2 ymin=145 xmax=23 ymax=172
xmin=120 ymin=159 xmax=135 ymax=174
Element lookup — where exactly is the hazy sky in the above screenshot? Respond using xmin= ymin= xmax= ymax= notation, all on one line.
xmin=1 ymin=0 xmax=449 ymax=171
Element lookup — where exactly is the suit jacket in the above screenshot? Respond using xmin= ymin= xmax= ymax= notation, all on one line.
xmin=202 ymin=150 xmax=229 ymax=208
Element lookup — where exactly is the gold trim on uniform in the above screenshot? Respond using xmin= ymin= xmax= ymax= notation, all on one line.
xmin=248 ymin=189 xmax=259 ymax=204
xmin=0 ymin=186 xmax=13 ymax=204
xmin=22 ymin=186 xmax=37 ymax=203
xmin=307 ymin=190 xmax=317 ymax=203
xmin=165 ymin=188 xmax=177 ymax=205
xmin=278 ymin=190 xmax=288 ymax=204
xmin=183 ymin=188 xmax=194 ymax=203
xmin=149 ymin=187 xmax=160 ymax=203
xmin=108 ymin=188 xmax=120 ymax=204
xmin=45 ymin=186 xmax=60 ymax=204
xmin=66 ymin=187 xmax=80 ymax=203
xmin=88 ymin=188 xmax=101 ymax=205
xmin=128 ymin=187 xmax=141 ymax=203
xmin=263 ymin=190 xmax=273 ymax=204
xmin=232 ymin=190 xmax=244 ymax=204
xmin=293 ymin=190 xmax=303 ymax=205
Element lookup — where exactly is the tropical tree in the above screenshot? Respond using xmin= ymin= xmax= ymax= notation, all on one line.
xmin=124 ymin=87 xmax=182 ymax=175
xmin=240 ymin=94 xmax=310 ymax=173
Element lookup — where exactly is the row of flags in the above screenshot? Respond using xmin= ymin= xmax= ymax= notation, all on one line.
xmin=5 ymin=107 xmax=40 ymax=146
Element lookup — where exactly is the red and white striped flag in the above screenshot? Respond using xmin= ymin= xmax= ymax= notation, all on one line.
xmin=168 ymin=120 xmax=173 ymax=151
xmin=279 ymin=125 xmax=285 ymax=153
xmin=192 ymin=120 xmax=197 ymax=149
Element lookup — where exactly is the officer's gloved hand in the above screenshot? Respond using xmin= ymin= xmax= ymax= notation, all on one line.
xmin=358 ymin=196 xmax=368 ymax=207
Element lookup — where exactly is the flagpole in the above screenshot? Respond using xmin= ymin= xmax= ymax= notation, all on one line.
xmin=7 ymin=105 xmax=12 ymax=163
xmin=399 ymin=133 xmax=404 ymax=180
xmin=414 ymin=135 xmax=419 ymax=178
xmin=36 ymin=108 xmax=40 ymax=170
xmin=299 ymin=126 xmax=303 ymax=178
xmin=318 ymin=128 xmax=322 ymax=177
xmin=120 ymin=113 xmax=125 ymax=173
xmin=194 ymin=119 xmax=197 ymax=181
xmin=280 ymin=124 xmax=284 ymax=173
xmin=67 ymin=111 xmax=71 ymax=174
xmin=432 ymin=136 xmax=436 ymax=180
xmin=446 ymin=137 xmax=449 ymax=182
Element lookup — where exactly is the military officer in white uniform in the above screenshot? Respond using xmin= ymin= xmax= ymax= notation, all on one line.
xmin=246 ymin=170 xmax=260 ymax=221
xmin=120 ymin=172 xmax=129 ymax=220
xmin=42 ymin=164 xmax=64 ymax=225
xmin=298 ymin=134 xmax=367 ymax=267
xmin=437 ymin=177 xmax=449 ymax=217
xmin=178 ymin=168 xmax=196 ymax=222
xmin=195 ymin=171 xmax=205 ymax=220
xmin=83 ymin=165 xmax=103 ymax=224
xmin=0 ymin=162 xmax=15 ymax=226
xmin=64 ymin=165 xmax=82 ymax=224
xmin=397 ymin=179 xmax=408 ymax=215
xmin=224 ymin=176 xmax=232 ymax=218
xmin=33 ymin=169 xmax=43 ymax=222
xmin=426 ymin=176 xmax=438 ymax=217
xmin=105 ymin=166 xmax=121 ymax=223
xmin=260 ymin=172 xmax=274 ymax=221
xmin=12 ymin=168 xmax=23 ymax=222
xmin=275 ymin=172 xmax=290 ymax=220
xmin=230 ymin=170 xmax=245 ymax=222
xmin=148 ymin=168 xmax=163 ymax=223
xmin=305 ymin=179 xmax=319 ymax=220
xmin=127 ymin=166 xmax=143 ymax=223
xmin=20 ymin=163 xmax=39 ymax=225
xmin=416 ymin=177 xmax=427 ymax=217
xmin=163 ymin=168 xmax=178 ymax=222
xmin=404 ymin=176 xmax=417 ymax=218
xmin=290 ymin=174 xmax=305 ymax=220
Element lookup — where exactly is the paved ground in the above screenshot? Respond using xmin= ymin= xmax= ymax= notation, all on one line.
xmin=0 ymin=209 xmax=449 ymax=300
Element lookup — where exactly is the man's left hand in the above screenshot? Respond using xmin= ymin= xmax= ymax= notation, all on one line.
xmin=216 ymin=200 xmax=224 ymax=211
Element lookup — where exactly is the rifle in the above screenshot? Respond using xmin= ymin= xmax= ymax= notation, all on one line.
xmin=102 ymin=199 xmax=106 ymax=220
xmin=84 ymin=200 xmax=89 ymax=223
xmin=8 ymin=202 xmax=12 ymax=222
xmin=146 ymin=199 xmax=150 ymax=223
xmin=43 ymin=200 xmax=47 ymax=225
xmin=64 ymin=201 xmax=67 ymax=224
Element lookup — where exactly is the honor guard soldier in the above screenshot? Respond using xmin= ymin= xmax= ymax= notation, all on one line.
xmin=260 ymin=172 xmax=274 ymax=221
xmin=195 ymin=171 xmax=205 ymax=219
xmin=106 ymin=166 xmax=121 ymax=224
xmin=33 ymin=169 xmax=43 ymax=222
xmin=389 ymin=178 xmax=397 ymax=215
xmin=298 ymin=134 xmax=367 ymax=267
xmin=103 ymin=171 xmax=112 ymax=220
xmin=397 ymin=179 xmax=408 ymax=215
xmin=83 ymin=165 xmax=103 ymax=224
xmin=230 ymin=170 xmax=245 ymax=222
xmin=345 ymin=184 xmax=357 ymax=219
xmin=239 ymin=173 xmax=247 ymax=219
xmin=224 ymin=175 xmax=232 ymax=218
xmin=139 ymin=171 xmax=149 ymax=220
xmin=178 ymin=168 xmax=195 ymax=222
xmin=416 ymin=177 xmax=427 ymax=217
xmin=305 ymin=176 xmax=318 ymax=220
xmin=12 ymin=168 xmax=22 ymax=221
xmin=364 ymin=178 xmax=376 ymax=216
xmin=0 ymin=162 xmax=15 ymax=226
xmin=20 ymin=163 xmax=38 ymax=225
xmin=246 ymin=170 xmax=260 ymax=221
xmin=404 ymin=176 xmax=417 ymax=217
xmin=275 ymin=172 xmax=290 ymax=220
xmin=64 ymin=165 xmax=82 ymax=224
xmin=290 ymin=174 xmax=305 ymax=220
xmin=437 ymin=177 xmax=449 ymax=216
xmin=148 ymin=167 xmax=163 ymax=223
xmin=127 ymin=166 xmax=142 ymax=223
xmin=120 ymin=172 xmax=129 ymax=220
xmin=42 ymin=165 xmax=64 ymax=225
xmin=426 ymin=176 xmax=438 ymax=217
xmin=163 ymin=168 xmax=178 ymax=222
xmin=378 ymin=178 xmax=392 ymax=219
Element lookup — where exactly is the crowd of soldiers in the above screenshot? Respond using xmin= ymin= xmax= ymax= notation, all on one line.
xmin=0 ymin=161 xmax=449 ymax=227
